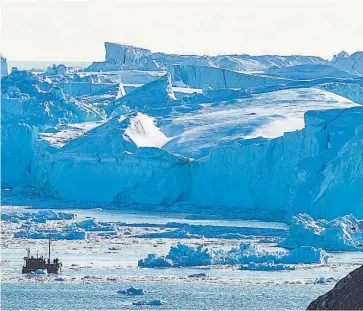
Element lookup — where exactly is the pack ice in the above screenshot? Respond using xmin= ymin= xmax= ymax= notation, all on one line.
xmin=1 ymin=43 xmax=363 ymax=224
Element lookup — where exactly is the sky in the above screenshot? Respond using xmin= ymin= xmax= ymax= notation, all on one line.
xmin=1 ymin=0 xmax=363 ymax=61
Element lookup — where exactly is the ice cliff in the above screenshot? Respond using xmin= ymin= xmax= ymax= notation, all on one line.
xmin=190 ymin=107 xmax=363 ymax=220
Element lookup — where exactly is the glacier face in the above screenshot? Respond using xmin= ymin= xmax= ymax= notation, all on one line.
xmin=2 ymin=42 xmax=363 ymax=222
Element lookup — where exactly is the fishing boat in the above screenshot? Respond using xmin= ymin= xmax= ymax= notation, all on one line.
xmin=22 ymin=237 xmax=62 ymax=274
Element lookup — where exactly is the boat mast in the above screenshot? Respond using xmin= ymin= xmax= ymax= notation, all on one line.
xmin=48 ymin=235 xmax=51 ymax=264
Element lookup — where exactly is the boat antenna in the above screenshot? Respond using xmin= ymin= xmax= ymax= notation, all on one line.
xmin=48 ymin=235 xmax=51 ymax=264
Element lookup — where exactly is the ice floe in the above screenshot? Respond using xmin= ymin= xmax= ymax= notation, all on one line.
xmin=239 ymin=261 xmax=295 ymax=271
xmin=132 ymin=299 xmax=165 ymax=306
xmin=314 ymin=277 xmax=337 ymax=285
xmin=188 ymin=273 xmax=208 ymax=278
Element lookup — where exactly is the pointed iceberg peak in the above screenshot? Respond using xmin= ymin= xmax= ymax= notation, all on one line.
xmin=332 ymin=51 xmax=350 ymax=60
xmin=110 ymin=73 xmax=176 ymax=117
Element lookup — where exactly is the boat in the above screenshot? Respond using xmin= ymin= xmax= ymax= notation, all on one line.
xmin=22 ymin=237 xmax=62 ymax=274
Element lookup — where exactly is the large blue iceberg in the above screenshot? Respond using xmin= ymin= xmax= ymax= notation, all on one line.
xmin=2 ymin=42 xmax=363 ymax=224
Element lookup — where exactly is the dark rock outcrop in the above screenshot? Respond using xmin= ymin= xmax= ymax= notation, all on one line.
xmin=307 ymin=265 xmax=363 ymax=310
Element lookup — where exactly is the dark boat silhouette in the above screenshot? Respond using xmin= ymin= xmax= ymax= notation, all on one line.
xmin=22 ymin=237 xmax=62 ymax=274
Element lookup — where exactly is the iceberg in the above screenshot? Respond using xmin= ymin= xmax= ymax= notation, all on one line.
xmin=265 ymin=64 xmax=359 ymax=80
xmin=188 ymin=272 xmax=207 ymax=278
xmin=138 ymin=254 xmax=172 ymax=268
xmin=3 ymin=43 xmax=363 ymax=224
xmin=1 ymin=71 xmax=103 ymax=125
xmin=117 ymin=287 xmax=146 ymax=296
xmin=86 ymin=43 xmax=155 ymax=72
xmin=75 ymin=219 xmax=116 ymax=231
xmin=189 ymin=106 xmax=363 ymax=220
xmin=87 ymin=42 xmax=326 ymax=73
xmin=239 ymin=261 xmax=295 ymax=271
xmin=1 ymin=55 xmax=9 ymax=77
xmin=329 ymin=51 xmax=363 ymax=75
xmin=138 ymin=242 xmax=328 ymax=268
xmin=314 ymin=277 xmax=337 ymax=285
xmin=1 ymin=210 xmax=75 ymax=223
xmin=109 ymin=74 xmax=176 ymax=116
xmin=162 ymin=88 xmax=358 ymax=159
xmin=279 ymin=213 xmax=363 ymax=251
xmin=319 ymin=82 xmax=363 ymax=105
xmin=14 ymin=225 xmax=86 ymax=240
xmin=35 ymin=111 xmax=190 ymax=204
xmin=167 ymin=64 xmax=289 ymax=90
xmin=1 ymin=123 xmax=36 ymax=187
